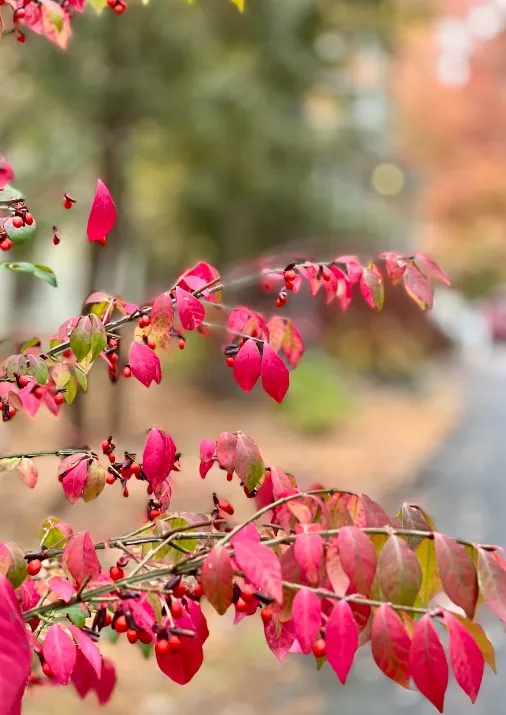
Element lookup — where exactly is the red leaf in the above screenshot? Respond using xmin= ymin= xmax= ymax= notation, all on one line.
xmin=71 ymin=648 xmax=97 ymax=700
xmin=87 ymin=179 xmax=116 ymax=243
xmin=294 ymin=532 xmax=324 ymax=585
xmin=336 ymin=255 xmax=363 ymax=284
xmin=434 ymin=533 xmax=478 ymax=618
xmin=185 ymin=599 xmax=209 ymax=644
xmin=150 ymin=292 xmax=175 ymax=335
xmin=377 ymin=535 xmax=422 ymax=606
xmin=48 ymin=576 xmax=76 ymax=602
xmin=175 ymin=286 xmax=205 ymax=331
xmin=67 ymin=0 xmax=85 ymax=11
xmin=62 ymin=457 xmax=88 ymax=505
xmin=235 ymin=432 xmax=264 ymax=491
xmin=409 ymin=615 xmax=448 ymax=712
xmin=62 ymin=531 xmax=101 ymax=587
xmin=43 ymin=624 xmax=77 ymax=684
xmin=129 ymin=340 xmax=162 ymax=387
xmin=201 ymin=547 xmax=234 ymax=615
xmin=216 ymin=431 xmax=237 ymax=472
xmin=380 ymin=252 xmax=407 ymax=284
xmin=477 ymin=547 xmax=506 ymax=622
xmin=415 ymin=253 xmax=451 ymax=286
xmin=154 ymin=478 xmax=173 ymax=511
xmin=443 ymin=611 xmax=484 ymax=703
xmin=142 ymin=429 xmax=176 ymax=488
xmin=95 ymin=658 xmax=117 ymax=704
xmin=282 ymin=319 xmax=304 ymax=367
xmin=200 ymin=439 xmax=216 ymax=461
xmin=0 ymin=575 xmax=31 ymax=715
xmin=371 ymin=604 xmax=411 ymax=688
xmin=233 ymin=339 xmax=261 ymax=392
xmin=17 ymin=457 xmax=38 ymax=489
xmin=325 ymin=600 xmax=359 ymax=683
xmin=0 ymin=155 xmax=14 ymax=189
xmin=156 ymin=612 xmax=203 ymax=684
xmin=261 ymin=342 xmax=289 ymax=403
xmin=291 ymin=588 xmax=321 ymax=654
xmin=360 ymin=264 xmax=384 ymax=311
xmin=67 ymin=624 xmax=102 ymax=678
xmin=337 ymin=526 xmax=377 ymax=596
xmin=326 ymin=540 xmax=350 ymax=596
xmin=233 ymin=540 xmax=282 ymax=603
xmin=403 ymin=264 xmax=434 ymax=310
xmin=263 ymin=616 xmax=295 ymax=661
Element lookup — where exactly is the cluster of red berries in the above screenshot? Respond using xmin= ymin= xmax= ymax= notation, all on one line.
xmin=101 ymin=437 xmax=144 ymax=497
xmin=9 ymin=0 xmax=33 ymax=43
xmin=105 ymin=335 xmax=121 ymax=381
xmin=1 ymin=398 xmax=17 ymax=422
xmin=106 ymin=0 xmax=127 ymax=14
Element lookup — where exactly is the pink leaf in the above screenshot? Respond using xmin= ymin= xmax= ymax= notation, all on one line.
xmin=371 ymin=604 xmax=411 ymax=688
xmin=261 ymin=342 xmax=289 ymax=403
xmin=233 ymin=339 xmax=262 ymax=392
xmin=409 ymin=614 xmax=448 ymax=712
xmin=337 ymin=526 xmax=377 ymax=596
xmin=66 ymin=625 xmax=102 ymax=679
xmin=325 ymin=600 xmax=359 ymax=683
xmin=403 ymin=264 xmax=434 ymax=310
xmin=156 ymin=612 xmax=203 ymax=684
xmin=43 ymin=624 xmax=77 ymax=685
xmin=216 ymin=432 xmax=237 ymax=472
xmin=185 ymin=598 xmax=210 ymax=644
xmin=67 ymin=0 xmax=85 ymax=11
xmin=95 ymin=658 xmax=117 ymax=704
xmin=0 ymin=155 xmax=14 ymax=189
xmin=150 ymin=292 xmax=175 ymax=335
xmin=231 ymin=523 xmax=260 ymax=546
xmin=0 ymin=575 xmax=31 ymax=715
xmin=71 ymin=648 xmax=97 ymax=700
xmin=62 ymin=457 xmax=88 ymax=505
xmin=415 ymin=253 xmax=451 ymax=286
xmin=62 ymin=531 xmax=101 ymax=587
xmin=443 ymin=611 xmax=484 ymax=704
xmin=292 ymin=588 xmax=321 ymax=654
xmin=294 ymin=532 xmax=323 ymax=585
xmin=17 ymin=457 xmax=38 ymax=489
xmin=233 ymin=540 xmax=282 ymax=603
xmin=175 ymin=286 xmax=205 ymax=331
xmin=200 ymin=439 xmax=216 ymax=461
xmin=48 ymin=576 xmax=76 ymax=603
xmin=360 ymin=264 xmax=384 ymax=311
xmin=129 ymin=340 xmax=162 ymax=387
xmin=263 ymin=617 xmax=296 ymax=661
xmin=142 ymin=428 xmax=176 ymax=488
xmin=87 ymin=179 xmax=116 ymax=243
xmin=154 ymin=478 xmax=173 ymax=511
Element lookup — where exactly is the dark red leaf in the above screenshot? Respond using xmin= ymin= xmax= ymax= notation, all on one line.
xmin=409 ymin=615 xmax=448 ymax=712
xmin=233 ymin=339 xmax=262 ymax=392
xmin=62 ymin=531 xmax=101 ymax=587
xmin=377 ymin=535 xmax=422 ymax=606
xmin=291 ymin=588 xmax=321 ymax=654
xmin=325 ymin=600 xmax=359 ymax=683
xmin=156 ymin=612 xmax=203 ymax=684
xmin=261 ymin=342 xmax=289 ymax=403
xmin=434 ymin=533 xmax=478 ymax=618
xmin=294 ymin=532 xmax=323 ymax=585
xmin=263 ymin=616 xmax=295 ymax=661
xmin=371 ymin=604 xmax=411 ymax=688
xmin=201 ymin=547 xmax=234 ymax=615
xmin=337 ymin=526 xmax=377 ymax=596
xmin=233 ymin=540 xmax=282 ymax=603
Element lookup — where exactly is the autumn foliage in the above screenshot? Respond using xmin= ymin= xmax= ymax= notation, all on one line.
xmin=0 ymin=3 xmax=503 ymax=713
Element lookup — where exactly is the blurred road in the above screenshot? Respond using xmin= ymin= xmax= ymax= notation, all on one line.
xmin=313 ymin=349 xmax=506 ymax=715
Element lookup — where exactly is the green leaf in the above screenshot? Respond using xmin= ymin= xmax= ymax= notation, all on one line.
xmin=88 ymin=0 xmax=107 ymax=12
xmin=20 ymin=337 xmax=42 ymax=353
xmin=377 ymin=535 xmax=422 ymax=607
xmin=0 ymin=262 xmax=57 ymax=287
xmin=234 ymin=432 xmax=264 ymax=491
xmin=230 ymin=0 xmax=244 ymax=10
xmin=89 ymin=315 xmax=107 ymax=361
xmin=73 ymin=365 xmax=88 ymax=392
xmin=0 ymin=185 xmax=24 ymax=203
xmin=40 ymin=517 xmax=71 ymax=550
xmin=63 ymin=375 xmax=77 ymax=405
xmin=70 ymin=318 xmax=92 ymax=362
xmin=137 ymin=641 xmax=153 ymax=659
xmin=59 ymin=603 xmax=89 ymax=627
xmin=3 ymin=218 xmax=37 ymax=244
xmin=82 ymin=460 xmax=106 ymax=502
xmin=414 ymin=537 xmax=441 ymax=607
xmin=52 ymin=363 xmax=72 ymax=389
xmin=0 ymin=457 xmax=21 ymax=473
xmin=3 ymin=354 xmax=48 ymax=384
xmin=0 ymin=542 xmax=27 ymax=588
xmin=142 ymin=516 xmax=197 ymax=564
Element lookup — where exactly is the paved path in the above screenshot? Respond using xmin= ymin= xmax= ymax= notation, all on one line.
xmin=314 ymin=351 xmax=506 ymax=715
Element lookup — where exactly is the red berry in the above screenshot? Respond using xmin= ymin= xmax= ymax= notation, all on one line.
xmin=131 ymin=462 xmax=141 ymax=475
xmin=24 ymin=213 xmax=34 ymax=226
xmin=261 ymin=606 xmax=273 ymax=624
xmin=178 ymin=338 xmax=185 ymax=350
xmin=114 ymin=1 xmax=126 ymax=13
xmin=8 ymin=406 xmax=16 ymax=419
xmin=123 ymin=487 xmax=129 ymax=498
xmin=226 ymin=356 xmax=235 ymax=368
xmin=147 ymin=339 xmax=156 ymax=351
xmin=14 ymin=7 xmax=25 ymax=18
xmin=312 ymin=638 xmax=326 ymax=658
xmin=172 ymin=581 xmax=187 ymax=599
xmin=284 ymin=269 xmax=296 ymax=282
xmin=226 ymin=472 xmax=234 ymax=482
xmin=170 ymin=601 xmax=183 ymax=619
xmin=168 ymin=635 xmax=181 ymax=653
xmin=146 ymin=484 xmax=153 ymax=495
xmin=149 ymin=509 xmax=161 ymax=521
xmin=54 ymin=393 xmax=65 ymax=406
xmin=104 ymin=611 xmax=113 ymax=627
xmin=276 ymin=295 xmax=286 ymax=308
xmin=139 ymin=630 xmax=153 ymax=644
xmin=236 ymin=598 xmax=248 ymax=612
xmin=218 ymin=499 xmax=234 ymax=515
xmin=127 ymin=629 xmax=138 ymax=644
xmin=12 ymin=216 xmax=23 ymax=229
xmin=108 ymin=453 xmax=116 ymax=464
xmin=0 ymin=240 xmax=9 ymax=252
xmin=285 ymin=280 xmax=294 ymax=291
xmin=114 ymin=614 xmax=128 ymax=633
xmin=52 ymin=234 xmax=61 ymax=245
xmin=42 ymin=662 xmax=53 ymax=678
xmin=27 ymin=559 xmax=42 ymax=577
xmin=63 ymin=349 xmax=72 ymax=358
xmin=63 ymin=198 xmax=73 ymax=209
xmin=191 ymin=582 xmax=203 ymax=599
xmin=107 ymin=0 xmax=116 ymax=5
xmin=101 ymin=439 xmax=110 ymax=452
xmin=109 ymin=565 xmax=124 ymax=582
xmin=138 ymin=315 xmax=151 ymax=328
xmin=17 ymin=32 xmax=25 ymax=43
xmin=28 ymin=617 xmax=40 ymax=631
xmin=123 ymin=366 xmax=131 ymax=378
xmin=18 ymin=375 xmax=30 ymax=388
xmin=155 ymin=638 xmax=170 ymax=656
xmin=322 ymin=267 xmax=331 ymax=281
xmin=98 ymin=236 xmax=107 ymax=246
xmin=106 ymin=473 xmax=116 ymax=485
xmin=33 ymin=386 xmax=43 ymax=399
xmin=241 ymin=585 xmax=255 ymax=603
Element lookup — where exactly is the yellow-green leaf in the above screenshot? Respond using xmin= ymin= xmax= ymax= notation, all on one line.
xmin=414 ymin=538 xmax=441 ymax=607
